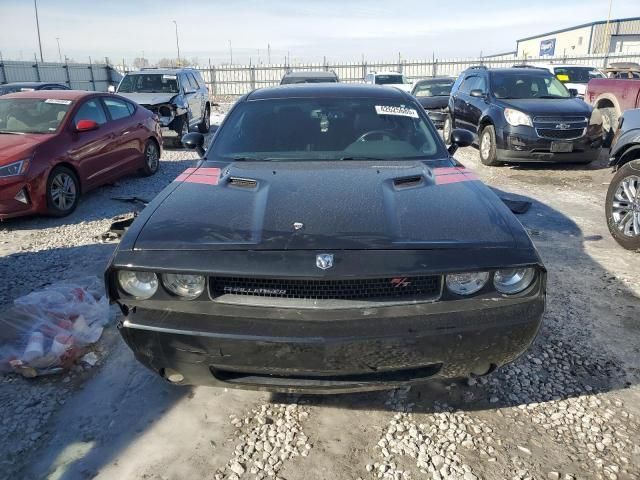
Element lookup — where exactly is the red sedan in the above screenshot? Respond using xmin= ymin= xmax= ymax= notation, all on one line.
xmin=0 ymin=90 xmax=162 ymax=220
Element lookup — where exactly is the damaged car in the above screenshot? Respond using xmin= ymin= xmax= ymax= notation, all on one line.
xmin=106 ymin=83 xmax=546 ymax=393
xmin=114 ymin=68 xmax=210 ymax=145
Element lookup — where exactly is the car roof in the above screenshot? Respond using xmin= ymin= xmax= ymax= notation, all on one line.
xmin=372 ymin=71 xmax=403 ymax=75
xmin=483 ymin=67 xmax=553 ymax=75
xmin=2 ymin=81 xmax=67 ymax=87
xmin=541 ymin=64 xmax=599 ymax=69
xmin=246 ymin=83 xmax=410 ymax=101
xmin=1 ymin=89 xmax=98 ymax=100
xmin=126 ymin=68 xmax=197 ymax=75
xmin=282 ymin=71 xmax=337 ymax=78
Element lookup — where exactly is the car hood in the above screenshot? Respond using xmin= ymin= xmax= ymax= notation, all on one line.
xmin=417 ymin=96 xmax=449 ymax=110
xmin=116 ymin=92 xmax=177 ymax=105
xmin=0 ymin=133 xmax=48 ymax=165
xmin=133 ymin=161 xmax=521 ymax=251
xmin=494 ymin=98 xmax=591 ymax=116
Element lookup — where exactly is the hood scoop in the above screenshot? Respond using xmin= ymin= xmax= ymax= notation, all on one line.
xmin=228 ymin=176 xmax=258 ymax=189
xmin=393 ymin=175 xmax=424 ymax=189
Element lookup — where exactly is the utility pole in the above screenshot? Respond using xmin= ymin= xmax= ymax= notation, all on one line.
xmin=34 ymin=0 xmax=43 ymax=62
xmin=229 ymin=40 xmax=233 ymax=65
xmin=56 ymin=37 xmax=62 ymax=63
xmin=173 ymin=20 xmax=181 ymax=65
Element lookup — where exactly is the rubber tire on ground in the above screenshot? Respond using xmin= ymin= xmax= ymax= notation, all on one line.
xmin=175 ymin=115 xmax=189 ymax=147
xmin=600 ymin=107 xmax=618 ymax=149
xmin=605 ymin=159 xmax=640 ymax=251
xmin=141 ymin=139 xmax=160 ymax=177
xmin=46 ymin=165 xmax=80 ymax=217
xmin=442 ymin=114 xmax=453 ymax=145
xmin=479 ymin=125 xmax=500 ymax=166
xmin=198 ymin=105 xmax=210 ymax=133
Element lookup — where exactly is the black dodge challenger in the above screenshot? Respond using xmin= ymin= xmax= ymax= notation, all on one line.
xmin=106 ymin=83 xmax=546 ymax=393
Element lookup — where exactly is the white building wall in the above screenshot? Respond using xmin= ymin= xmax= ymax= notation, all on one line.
xmin=517 ymin=25 xmax=593 ymax=58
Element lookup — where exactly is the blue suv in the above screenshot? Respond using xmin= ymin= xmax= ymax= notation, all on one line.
xmin=444 ymin=66 xmax=603 ymax=166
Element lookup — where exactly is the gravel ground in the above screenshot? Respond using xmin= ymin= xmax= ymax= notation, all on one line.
xmin=1 ymin=105 xmax=639 ymax=480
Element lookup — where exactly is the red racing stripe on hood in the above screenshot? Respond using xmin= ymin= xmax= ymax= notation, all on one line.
xmin=433 ymin=167 xmax=479 ymax=185
xmin=175 ymin=167 xmax=221 ymax=185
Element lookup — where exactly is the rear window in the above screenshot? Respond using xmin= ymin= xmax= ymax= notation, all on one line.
xmin=375 ymin=75 xmax=405 ymax=85
xmin=0 ymin=98 xmax=73 ymax=134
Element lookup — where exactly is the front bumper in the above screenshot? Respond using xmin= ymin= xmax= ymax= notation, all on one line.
xmin=496 ymin=125 xmax=602 ymax=163
xmin=426 ymin=110 xmax=447 ymax=128
xmin=118 ymin=277 xmax=545 ymax=393
xmin=0 ymin=178 xmax=37 ymax=220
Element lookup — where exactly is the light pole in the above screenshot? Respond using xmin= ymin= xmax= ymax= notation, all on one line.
xmin=173 ymin=20 xmax=180 ymax=65
xmin=34 ymin=0 xmax=43 ymax=62
xmin=56 ymin=37 xmax=62 ymax=63
xmin=229 ymin=40 xmax=233 ymax=65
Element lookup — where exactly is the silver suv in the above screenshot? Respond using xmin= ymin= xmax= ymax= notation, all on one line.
xmin=115 ymin=68 xmax=210 ymax=144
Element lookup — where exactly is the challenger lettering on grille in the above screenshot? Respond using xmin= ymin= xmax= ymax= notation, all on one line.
xmin=223 ymin=286 xmax=288 ymax=295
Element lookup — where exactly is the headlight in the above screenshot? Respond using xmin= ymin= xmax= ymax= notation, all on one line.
xmin=504 ymin=108 xmax=533 ymax=127
xmin=118 ymin=270 xmax=158 ymax=299
xmin=446 ymin=271 xmax=489 ymax=295
xmin=0 ymin=159 xmax=29 ymax=178
xmin=162 ymin=273 xmax=205 ymax=299
xmin=494 ymin=267 xmax=535 ymax=294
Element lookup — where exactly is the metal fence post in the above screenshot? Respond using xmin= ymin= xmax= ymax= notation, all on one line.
xmin=64 ymin=57 xmax=71 ymax=88
xmin=88 ymin=56 xmax=96 ymax=91
xmin=34 ymin=57 xmax=41 ymax=82
xmin=250 ymin=66 xmax=256 ymax=90
xmin=212 ymin=65 xmax=217 ymax=98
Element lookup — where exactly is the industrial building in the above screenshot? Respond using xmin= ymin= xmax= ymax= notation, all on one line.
xmin=516 ymin=16 xmax=640 ymax=58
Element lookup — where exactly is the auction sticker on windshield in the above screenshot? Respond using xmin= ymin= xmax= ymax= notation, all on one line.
xmin=375 ymin=105 xmax=419 ymax=118
xmin=44 ymin=99 xmax=72 ymax=105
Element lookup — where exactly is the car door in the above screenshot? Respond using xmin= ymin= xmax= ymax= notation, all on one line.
xmin=67 ymin=98 xmax=117 ymax=190
xmin=465 ymin=75 xmax=488 ymax=134
xmin=180 ymin=73 xmax=201 ymax=129
xmin=453 ymin=75 xmax=478 ymax=131
xmin=191 ymin=71 xmax=208 ymax=118
xmin=100 ymin=96 xmax=144 ymax=179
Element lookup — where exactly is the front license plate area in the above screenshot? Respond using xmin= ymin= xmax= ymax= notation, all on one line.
xmin=550 ymin=141 xmax=574 ymax=153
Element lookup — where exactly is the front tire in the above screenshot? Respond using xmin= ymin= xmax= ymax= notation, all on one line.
xmin=443 ymin=114 xmax=453 ymax=145
xmin=198 ymin=105 xmax=210 ymax=133
xmin=174 ymin=115 xmax=189 ymax=147
xmin=141 ymin=139 xmax=160 ymax=176
xmin=479 ymin=125 xmax=500 ymax=166
xmin=46 ymin=165 xmax=80 ymax=217
xmin=600 ymin=107 xmax=618 ymax=148
xmin=606 ymin=159 xmax=640 ymax=251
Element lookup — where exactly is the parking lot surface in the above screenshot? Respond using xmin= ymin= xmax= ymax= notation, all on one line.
xmin=0 ymin=106 xmax=639 ymax=480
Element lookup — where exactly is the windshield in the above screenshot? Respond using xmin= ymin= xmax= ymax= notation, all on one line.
xmin=209 ymin=98 xmax=444 ymax=161
xmin=375 ymin=75 xmax=405 ymax=85
xmin=413 ymin=79 xmax=454 ymax=97
xmin=490 ymin=72 xmax=571 ymax=99
xmin=0 ymin=98 xmax=72 ymax=134
xmin=553 ymin=66 xmax=604 ymax=83
xmin=117 ymin=73 xmax=179 ymax=94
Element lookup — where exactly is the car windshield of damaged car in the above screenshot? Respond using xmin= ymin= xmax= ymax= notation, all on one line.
xmin=0 ymin=98 xmax=72 ymax=134
xmin=413 ymin=79 xmax=454 ymax=97
xmin=490 ymin=72 xmax=571 ymax=99
xmin=375 ymin=74 xmax=406 ymax=85
xmin=117 ymin=74 xmax=179 ymax=94
xmin=209 ymin=98 xmax=445 ymax=161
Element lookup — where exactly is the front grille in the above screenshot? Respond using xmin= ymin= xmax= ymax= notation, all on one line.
xmin=535 ymin=128 xmax=585 ymax=139
xmin=533 ymin=116 xmax=586 ymax=123
xmin=210 ymin=275 xmax=441 ymax=300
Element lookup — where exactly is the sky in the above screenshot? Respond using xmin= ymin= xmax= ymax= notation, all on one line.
xmin=0 ymin=0 xmax=638 ymax=66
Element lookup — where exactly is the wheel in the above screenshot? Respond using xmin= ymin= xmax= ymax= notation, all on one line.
xmin=442 ymin=114 xmax=453 ymax=145
xmin=600 ymin=107 xmax=618 ymax=148
xmin=46 ymin=165 xmax=80 ymax=217
xmin=479 ymin=125 xmax=500 ymax=166
xmin=174 ymin=115 xmax=189 ymax=147
xmin=141 ymin=139 xmax=160 ymax=176
xmin=605 ymin=159 xmax=640 ymax=251
xmin=198 ymin=104 xmax=210 ymax=133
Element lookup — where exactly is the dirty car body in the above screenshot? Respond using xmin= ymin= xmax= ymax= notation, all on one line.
xmin=106 ymin=84 xmax=546 ymax=393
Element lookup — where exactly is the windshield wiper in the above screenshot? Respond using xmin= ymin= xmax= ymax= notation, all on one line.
xmin=0 ymin=131 xmax=26 ymax=135
xmin=538 ymin=95 xmax=567 ymax=99
xmin=339 ymin=156 xmax=386 ymax=161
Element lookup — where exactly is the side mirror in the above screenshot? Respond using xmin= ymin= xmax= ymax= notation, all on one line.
xmin=182 ymin=132 xmax=205 ymax=156
xmin=470 ymin=89 xmax=486 ymax=98
xmin=568 ymin=88 xmax=578 ymax=97
xmin=447 ymin=128 xmax=474 ymax=155
xmin=76 ymin=119 xmax=99 ymax=132
xmin=107 ymin=85 xmax=116 ymax=94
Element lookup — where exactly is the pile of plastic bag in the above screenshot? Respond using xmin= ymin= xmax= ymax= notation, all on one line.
xmin=0 ymin=276 xmax=109 ymax=377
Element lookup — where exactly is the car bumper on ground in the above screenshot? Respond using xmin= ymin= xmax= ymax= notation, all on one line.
xmin=496 ymin=125 xmax=602 ymax=163
xmin=118 ymin=277 xmax=545 ymax=394
xmin=426 ymin=110 xmax=447 ymax=129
